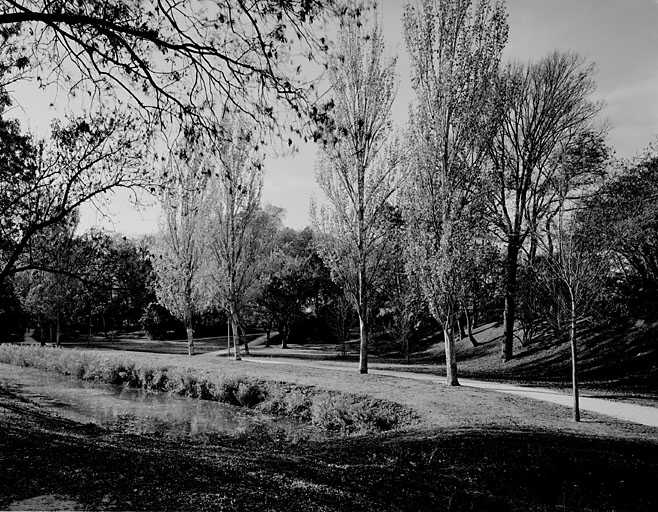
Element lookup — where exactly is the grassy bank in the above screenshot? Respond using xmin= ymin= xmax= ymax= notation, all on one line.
xmin=0 ymin=344 xmax=417 ymax=435
xmin=391 ymin=320 xmax=658 ymax=394
xmin=1 ymin=386 xmax=657 ymax=511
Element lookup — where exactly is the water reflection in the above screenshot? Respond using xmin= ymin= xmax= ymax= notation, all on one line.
xmin=0 ymin=363 xmax=278 ymax=436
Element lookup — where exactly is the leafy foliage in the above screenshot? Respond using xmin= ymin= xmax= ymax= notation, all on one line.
xmin=139 ymin=302 xmax=182 ymax=340
xmin=205 ymin=117 xmax=277 ymax=355
xmin=0 ymin=0 xmax=355 ymax=139
xmin=312 ymin=19 xmax=399 ymax=372
xmin=402 ymin=0 xmax=508 ymax=382
xmin=255 ymin=227 xmax=341 ymax=345
xmin=153 ymin=138 xmax=210 ymax=343
xmin=487 ymin=51 xmax=604 ymax=359
xmin=583 ymin=151 xmax=658 ymax=318
xmin=0 ymin=280 xmax=26 ymax=342
xmin=0 ymin=97 xmax=147 ymax=285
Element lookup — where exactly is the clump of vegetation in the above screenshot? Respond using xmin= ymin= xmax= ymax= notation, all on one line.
xmin=310 ymin=393 xmax=415 ymax=434
xmin=0 ymin=344 xmax=418 ymax=434
xmin=258 ymin=384 xmax=314 ymax=421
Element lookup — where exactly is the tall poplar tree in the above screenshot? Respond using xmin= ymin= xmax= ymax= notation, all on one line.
xmin=402 ymin=0 xmax=508 ymax=385
xmin=154 ymin=142 xmax=210 ymax=356
xmin=207 ymin=116 xmax=269 ymax=360
xmin=313 ymin=18 xmax=398 ymax=374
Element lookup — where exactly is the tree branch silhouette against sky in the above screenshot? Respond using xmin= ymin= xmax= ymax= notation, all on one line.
xmin=7 ymin=0 xmax=658 ymax=235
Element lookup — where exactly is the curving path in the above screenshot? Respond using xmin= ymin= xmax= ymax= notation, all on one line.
xmin=243 ymin=357 xmax=658 ymax=428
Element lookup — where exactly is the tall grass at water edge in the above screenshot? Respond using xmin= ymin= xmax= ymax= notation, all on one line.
xmin=0 ymin=344 xmax=418 ymax=434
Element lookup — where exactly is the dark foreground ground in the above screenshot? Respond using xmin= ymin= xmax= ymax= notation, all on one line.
xmin=1 ymin=387 xmax=657 ymax=512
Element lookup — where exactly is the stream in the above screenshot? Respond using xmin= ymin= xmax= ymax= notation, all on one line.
xmin=0 ymin=362 xmax=292 ymax=436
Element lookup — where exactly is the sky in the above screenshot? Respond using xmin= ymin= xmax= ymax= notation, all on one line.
xmin=11 ymin=0 xmax=658 ymax=235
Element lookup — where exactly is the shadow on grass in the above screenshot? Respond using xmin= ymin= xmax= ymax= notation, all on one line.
xmin=1 ymin=388 xmax=657 ymax=512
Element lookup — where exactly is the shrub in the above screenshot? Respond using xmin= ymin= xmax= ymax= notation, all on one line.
xmin=207 ymin=377 xmax=239 ymax=405
xmin=259 ymin=385 xmax=313 ymax=420
xmin=0 ymin=285 xmax=27 ymax=344
xmin=149 ymin=368 xmax=169 ymax=391
xmin=235 ymin=381 xmax=267 ymax=408
xmin=309 ymin=393 xmax=414 ymax=434
xmin=310 ymin=394 xmax=358 ymax=433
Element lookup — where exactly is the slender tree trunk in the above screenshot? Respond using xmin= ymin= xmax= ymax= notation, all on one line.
xmin=358 ymin=309 xmax=368 ymax=374
xmin=464 ymin=308 xmax=479 ymax=347
xmin=265 ymin=323 xmax=271 ymax=348
xmin=226 ymin=316 xmax=231 ymax=358
xmin=281 ymin=323 xmax=288 ymax=349
xmin=569 ymin=292 xmax=580 ymax=422
xmin=456 ymin=314 xmax=466 ymax=339
xmin=88 ymin=314 xmax=92 ymax=347
xmin=231 ymin=309 xmax=241 ymax=361
xmin=49 ymin=323 xmax=53 ymax=344
xmin=443 ymin=319 xmax=459 ymax=386
xmin=528 ymin=231 xmax=538 ymax=264
xmin=186 ymin=324 xmax=194 ymax=357
xmin=545 ymin=216 xmax=555 ymax=258
xmin=56 ymin=312 xmax=61 ymax=347
xmin=357 ymin=256 xmax=368 ymax=374
xmin=403 ymin=330 xmax=410 ymax=364
xmin=502 ymin=238 xmax=520 ymax=361
xmin=241 ymin=322 xmax=250 ymax=356
xmin=356 ymin=154 xmax=369 ymax=375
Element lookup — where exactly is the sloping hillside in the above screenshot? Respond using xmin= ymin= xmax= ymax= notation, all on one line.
xmin=380 ymin=320 xmax=658 ymax=393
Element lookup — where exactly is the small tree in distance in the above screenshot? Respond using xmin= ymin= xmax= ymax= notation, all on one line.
xmin=207 ymin=116 xmax=275 ymax=360
xmin=154 ymin=142 xmax=210 ymax=356
xmin=538 ymin=198 xmax=613 ymax=421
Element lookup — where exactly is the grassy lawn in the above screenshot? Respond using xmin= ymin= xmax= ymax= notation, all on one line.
xmin=1 ymin=345 xmax=657 ymax=510
xmin=9 ymin=345 xmax=656 ymax=438
xmin=1 ymin=382 xmax=657 ymax=511
xmin=58 ymin=333 xmax=263 ymax=356
xmin=57 ymin=317 xmax=658 ymax=403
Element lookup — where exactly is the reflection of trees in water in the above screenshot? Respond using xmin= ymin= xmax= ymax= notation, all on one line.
xmin=0 ymin=364 xmax=282 ymax=436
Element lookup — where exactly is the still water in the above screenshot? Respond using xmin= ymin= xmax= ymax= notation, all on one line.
xmin=0 ymin=363 xmax=285 ymax=436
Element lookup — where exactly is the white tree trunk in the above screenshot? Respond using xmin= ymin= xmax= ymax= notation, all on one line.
xmin=226 ymin=317 xmax=232 ymax=358
xmin=569 ymin=292 xmax=580 ymax=422
xmin=231 ymin=310 xmax=241 ymax=361
xmin=444 ymin=321 xmax=459 ymax=386
xmin=357 ymin=251 xmax=368 ymax=374
xmin=186 ymin=326 xmax=194 ymax=357
xmin=358 ymin=312 xmax=368 ymax=374
xmin=464 ymin=308 xmax=478 ymax=347
xmin=238 ymin=321 xmax=249 ymax=356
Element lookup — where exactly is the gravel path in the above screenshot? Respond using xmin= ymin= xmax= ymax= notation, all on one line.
xmin=244 ymin=357 xmax=658 ymax=428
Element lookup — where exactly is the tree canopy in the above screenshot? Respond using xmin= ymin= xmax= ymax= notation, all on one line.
xmin=0 ymin=0 xmax=356 ymax=137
